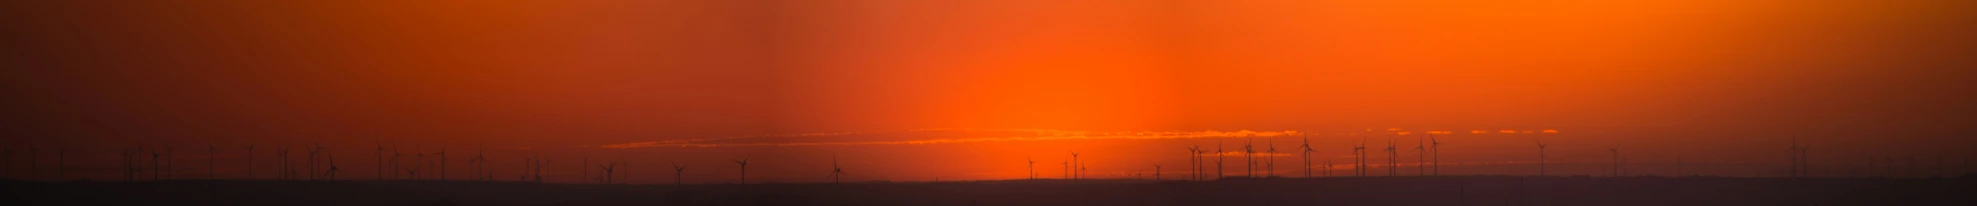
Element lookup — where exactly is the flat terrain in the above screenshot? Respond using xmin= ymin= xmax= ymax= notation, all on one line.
xmin=4 ymin=176 xmax=1973 ymax=205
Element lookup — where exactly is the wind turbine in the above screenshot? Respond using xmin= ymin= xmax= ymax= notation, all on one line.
xmin=278 ymin=146 xmax=290 ymax=180
xmin=1062 ymin=159 xmax=1069 ymax=179
xmin=828 ymin=154 xmax=846 ymax=184
xmin=119 ymin=148 xmax=130 ymax=181
xmin=1353 ymin=137 xmax=1366 ymax=177
xmin=671 ymin=162 xmax=686 ymax=186
xmin=1217 ymin=140 xmax=1225 ymax=179
xmin=1026 ymin=156 xmax=1036 ymax=180
xmin=1154 ymin=164 xmax=1162 ymax=180
xmin=1325 ymin=160 xmax=1333 ymax=177
xmin=413 ymin=146 xmax=425 ymax=180
xmin=1788 ymin=138 xmax=1799 ymax=178
xmin=1609 ymin=144 xmax=1621 ymax=177
xmin=476 ymin=146 xmax=488 ymax=180
xmin=1267 ymin=139 xmax=1277 ymax=177
xmin=1386 ymin=137 xmax=1398 ymax=176
xmin=1431 ymin=135 xmax=1443 ymax=176
xmin=436 ymin=146 xmax=447 ymax=181
xmin=307 ymin=144 xmax=319 ymax=180
xmin=1244 ymin=136 xmax=1254 ymax=177
xmin=1537 ymin=141 xmax=1548 ymax=176
xmin=1299 ymin=135 xmax=1314 ymax=178
xmin=522 ymin=157 xmax=535 ymax=182
xmin=733 ymin=155 xmax=750 ymax=184
xmin=598 ymin=162 xmax=616 ymax=184
xmin=151 ymin=148 xmax=162 ymax=181
xmin=326 ymin=151 xmax=339 ymax=180
xmin=1415 ymin=135 xmax=1426 ymax=176
xmin=390 ymin=142 xmax=401 ymax=180
xmin=1070 ymin=151 xmax=1081 ymax=180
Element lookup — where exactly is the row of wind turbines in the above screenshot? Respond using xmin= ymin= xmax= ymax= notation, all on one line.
xmin=1 ymin=135 xmax=1971 ymax=184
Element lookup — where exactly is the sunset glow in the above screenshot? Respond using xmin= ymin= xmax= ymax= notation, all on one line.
xmin=3 ymin=0 xmax=1974 ymax=186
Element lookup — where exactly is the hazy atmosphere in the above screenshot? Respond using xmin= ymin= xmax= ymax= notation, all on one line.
xmin=3 ymin=0 xmax=1975 ymax=186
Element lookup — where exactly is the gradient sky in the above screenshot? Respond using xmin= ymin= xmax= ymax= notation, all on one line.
xmin=2 ymin=0 xmax=1974 ymax=183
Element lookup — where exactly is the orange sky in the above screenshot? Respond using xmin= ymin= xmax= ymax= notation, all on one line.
xmin=1 ymin=0 xmax=1974 ymax=183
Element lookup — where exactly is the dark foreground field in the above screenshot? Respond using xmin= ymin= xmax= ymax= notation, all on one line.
xmin=5 ymin=176 xmax=1973 ymax=206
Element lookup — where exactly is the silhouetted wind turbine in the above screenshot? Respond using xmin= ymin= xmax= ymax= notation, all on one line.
xmin=1299 ymin=135 xmax=1314 ymax=178
xmin=436 ymin=146 xmax=447 ymax=181
xmin=1537 ymin=141 xmax=1548 ymax=176
xmin=1415 ymin=135 xmax=1426 ymax=176
xmin=1267 ymin=139 xmax=1277 ymax=177
xmin=671 ymin=162 xmax=686 ymax=186
xmin=1244 ymin=136 xmax=1255 ymax=177
xmin=829 ymin=154 xmax=846 ymax=184
xmin=1154 ymin=164 xmax=1162 ymax=180
xmin=476 ymin=146 xmax=488 ymax=180
xmin=307 ymin=144 xmax=320 ymax=180
xmin=1353 ymin=137 xmax=1366 ymax=177
xmin=151 ymin=148 xmax=162 ymax=181
xmin=1325 ymin=160 xmax=1334 ymax=177
xmin=390 ymin=142 xmax=401 ymax=180
xmin=1431 ymin=135 xmax=1443 ymax=176
xmin=1027 ymin=156 xmax=1036 ymax=180
xmin=326 ymin=151 xmax=339 ymax=180
xmin=1062 ymin=159 xmax=1069 ymax=179
xmin=598 ymin=162 xmax=616 ymax=184
xmin=1609 ymin=144 xmax=1620 ymax=177
xmin=522 ymin=157 xmax=535 ymax=182
xmin=1386 ymin=137 xmax=1398 ymax=176
xmin=1217 ymin=140 xmax=1225 ymax=179
xmin=1070 ymin=151 xmax=1081 ymax=180
xmin=1788 ymin=138 xmax=1799 ymax=178
xmin=733 ymin=155 xmax=750 ymax=184
xmin=414 ymin=146 xmax=425 ymax=180
xmin=118 ymin=148 xmax=129 ymax=181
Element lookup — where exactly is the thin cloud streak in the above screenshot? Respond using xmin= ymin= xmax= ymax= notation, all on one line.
xmin=600 ymin=128 xmax=1302 ymax=148
xmin=600 ymin=128 xmax=1557 ymax=148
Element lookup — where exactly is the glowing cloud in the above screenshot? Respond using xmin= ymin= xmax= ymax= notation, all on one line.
xmin=600 ymin=128 xmax=1305 ymax=148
